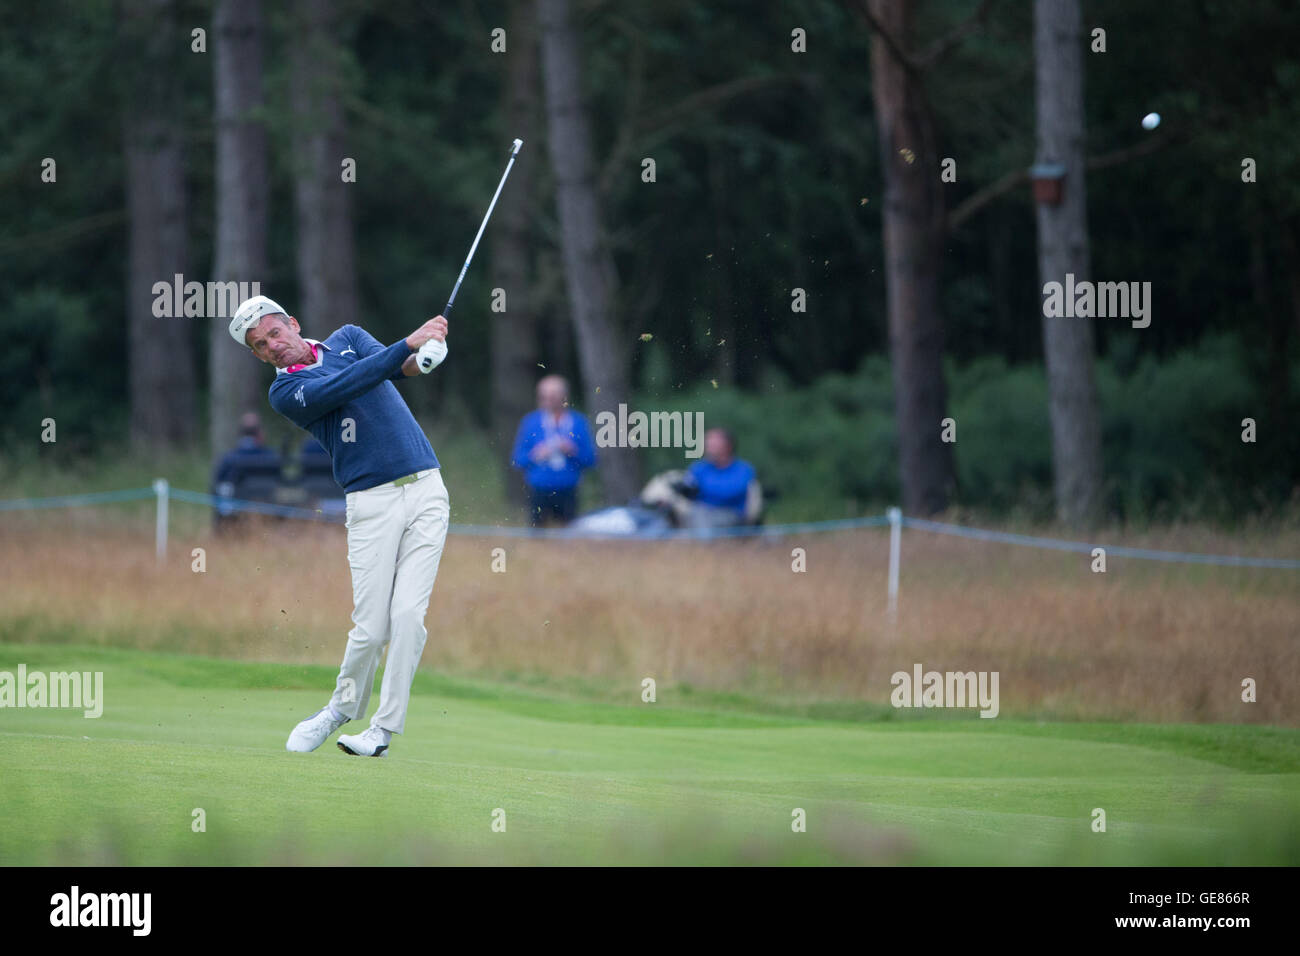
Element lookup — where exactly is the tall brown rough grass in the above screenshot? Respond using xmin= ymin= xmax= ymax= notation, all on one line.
xmin=1 ymin=514 xmax=1296 ymax=723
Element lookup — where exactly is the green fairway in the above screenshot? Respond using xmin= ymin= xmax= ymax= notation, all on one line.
xmin=2 ymin=643 xmax=1298 ymax=865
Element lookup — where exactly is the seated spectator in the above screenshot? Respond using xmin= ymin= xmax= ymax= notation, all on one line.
xmin=211 ymin=412 xmax=282 ymax=531
xmin=299 ymin=437 xmax=345 ymax=520
xmin=681 ymin=427 xmax=762 ymax=529
xmin=511 ymin=375 xmax=597 ymax=527
xmin=299 ymin=436 xmax=333 ymax=473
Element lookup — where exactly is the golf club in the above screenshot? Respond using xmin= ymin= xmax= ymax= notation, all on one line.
xmin=418 ymin=137 xmax=523 ymax=372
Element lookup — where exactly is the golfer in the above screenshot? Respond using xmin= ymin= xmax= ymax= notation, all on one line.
xmin=229 ymin=294 xmax=451 ymax=758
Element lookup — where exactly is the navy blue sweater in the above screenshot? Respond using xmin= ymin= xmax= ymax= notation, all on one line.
xmin=267 ymin=325 xmax=439 ymax=492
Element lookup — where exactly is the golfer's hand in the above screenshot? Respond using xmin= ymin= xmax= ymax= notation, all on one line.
xmin=417 ymin=337 xmax=448 ymax=373
xmin=407 ymin=315 xmax=449 ymax=350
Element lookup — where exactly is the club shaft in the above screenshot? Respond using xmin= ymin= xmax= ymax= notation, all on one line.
xmin=444 ymin=144 xmax=522 ymax=316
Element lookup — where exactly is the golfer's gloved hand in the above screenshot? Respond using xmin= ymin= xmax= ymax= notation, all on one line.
xmin=416 ymin=338 xmax=448 ymax=373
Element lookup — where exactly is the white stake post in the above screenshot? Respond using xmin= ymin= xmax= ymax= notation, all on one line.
xmin=153 ymin=478 xmax=169 ymax=564
xmin=887 ymin=506 xmax=901 ymax=624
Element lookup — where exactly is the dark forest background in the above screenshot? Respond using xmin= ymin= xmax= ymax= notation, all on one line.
xmin=2 ymin=0 xmax=1297 ymax=524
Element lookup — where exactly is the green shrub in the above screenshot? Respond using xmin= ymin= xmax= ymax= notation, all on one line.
xmin=635 ymin=335 xmax=1296 ymax=523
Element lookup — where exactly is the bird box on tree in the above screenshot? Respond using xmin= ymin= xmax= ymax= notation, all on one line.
xmin=1030 ymin=163 xmax=1067 ymax=205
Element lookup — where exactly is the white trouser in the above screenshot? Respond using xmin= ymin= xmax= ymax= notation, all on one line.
xmin=329 ymin=468 xmax=450 ymax=734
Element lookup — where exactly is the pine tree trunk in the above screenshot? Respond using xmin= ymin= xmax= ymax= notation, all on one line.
xmin=708 ymin=142 xmax=737 ymax=386
xmin=1035 ymin=0 xmax=1103 ymax=526
xmin=492 ymin=0 xmax=542 ymax=513
xmin=122 ymin=0 xmax=194 ymax=451
xmin=868 ymin=0 xmax=954 ymax=515
xmin=209 ymin=0 xmax=270 ymax=459
xmin=537 ymin=0 xmax=641 ymax=504
xmin=291 ymin=0 xmax=360 ymax=339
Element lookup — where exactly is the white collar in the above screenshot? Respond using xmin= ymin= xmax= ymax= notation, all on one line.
xmin=275 ymin=338 xmax=330 ymax=375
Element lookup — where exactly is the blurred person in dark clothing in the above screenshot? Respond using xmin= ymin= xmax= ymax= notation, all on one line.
xmin=212 ymin=412 xmax=282 ymax=530
xmin=299 ymin=436 xmax=345 ymax=519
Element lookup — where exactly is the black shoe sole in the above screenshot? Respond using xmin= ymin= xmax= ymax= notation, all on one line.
xmin=337 ymin=741 xmax=388 ymax=757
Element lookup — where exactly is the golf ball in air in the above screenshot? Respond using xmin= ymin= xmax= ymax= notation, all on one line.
xmin=1142 ymin=112 xmax=1161 ymax=130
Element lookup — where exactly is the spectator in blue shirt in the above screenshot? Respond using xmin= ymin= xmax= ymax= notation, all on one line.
xmin=511 ymin=375 xmax=597 ymax=526
xmin=683 ymin=427 xmax=763 ymax=528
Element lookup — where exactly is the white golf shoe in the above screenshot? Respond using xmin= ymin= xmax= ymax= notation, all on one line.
xmin=337 ymin=725 xmax=391 ymax=758
xmin=286 ymin=706 xmax=349 ymax=752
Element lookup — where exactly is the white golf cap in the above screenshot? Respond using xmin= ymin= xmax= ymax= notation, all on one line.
xmin=230 ymin=295 xmax=289 ymax=347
